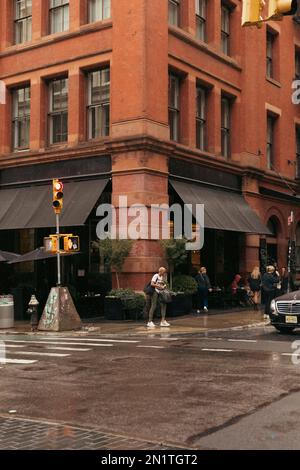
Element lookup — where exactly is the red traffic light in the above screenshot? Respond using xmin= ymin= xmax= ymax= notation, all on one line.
xmin=52 ymin=179 xmax=64 ymax=214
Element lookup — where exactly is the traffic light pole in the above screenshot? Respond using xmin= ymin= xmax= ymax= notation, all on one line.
xmin=56 ymin=213 xmax=61 ymax=287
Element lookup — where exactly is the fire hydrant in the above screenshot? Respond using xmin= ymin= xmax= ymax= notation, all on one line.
xmin=27 ymin=295 xmax=39 ymax=332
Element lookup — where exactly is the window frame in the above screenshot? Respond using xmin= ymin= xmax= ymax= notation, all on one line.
xmin=168 ymin=0 xmax=180 ymax=27
xmin=168 ymin=73 xmax=180 ymax=142
xmin=295 ymin=48 xmax=300 ymax=81
xmin=14 ymin=0 xmax=32 ymax=45
xmin=195 ymin=0 xmax=207 ymax=42
xmin=12 ymin=85 xmax=31 ymax=151
xmin=48 ymin=77 xmax=68 ymax=145
xmin=87 ymin=68 xmax=110 ymax=140
xmin=49 ymin=0 xmax=69 ymax=34
xmin=221 ymin=3 xmax=231 ymax=56
xmin=196 ymin=85 xmax=207 ymax=151
xmin=221 ymin=96 xmax=231 ymax=158
xmin=266 ymin=31 xmax=275 ymax=79
xmin=267 ymin=114 xmax=276 ymax=170
xmin=88 ymin=0 xmax=111 ymax=23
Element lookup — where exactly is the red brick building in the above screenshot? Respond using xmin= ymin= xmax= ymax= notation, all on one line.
xmin=1 ymin=0 xmax=300 ymax=291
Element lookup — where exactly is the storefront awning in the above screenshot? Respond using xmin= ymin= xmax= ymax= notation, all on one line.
xmin=0 ymin=179 xmax=109 ymax=230
xmin=170 ymin=179 xmax=271 ymax=234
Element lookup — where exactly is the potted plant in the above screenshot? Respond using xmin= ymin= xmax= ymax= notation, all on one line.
xmin=92 ymin=238 xmax=133 ymax=289
xmin=104 ymin=288 xmax=145 ymax=321
xmin=160 ymin=238 xmax=188 ymax=289
xmin=167 ymin=275 xmax=198 ymax=316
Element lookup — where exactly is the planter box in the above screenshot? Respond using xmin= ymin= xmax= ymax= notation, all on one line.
xmin=167 ymin=293 xmax=193 ymax=317
xmin=104 ymin=297 xmax=125 ymax=321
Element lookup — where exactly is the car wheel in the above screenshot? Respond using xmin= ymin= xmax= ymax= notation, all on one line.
xmin=274 ymin=325 xmax=295 ymax=334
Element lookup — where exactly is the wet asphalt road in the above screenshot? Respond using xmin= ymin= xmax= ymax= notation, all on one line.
xmin=1 ymin=324 xmax=300 ymax=449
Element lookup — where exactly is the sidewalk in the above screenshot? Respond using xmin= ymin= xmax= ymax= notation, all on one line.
xmin=0 ymin=309 xmax=267 ymax=337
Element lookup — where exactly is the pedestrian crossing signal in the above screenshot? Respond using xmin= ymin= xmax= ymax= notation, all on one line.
xmin=63 ymin=236 xmax=80 ymax=252
xmin=52 ymin=179 xmax=64 ymax=215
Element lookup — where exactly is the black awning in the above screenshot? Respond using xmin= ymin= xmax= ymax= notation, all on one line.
xmin=170 ymin=179 xmax=271 ymax=234
xmin=0 ymin=179 xmax=109 ymax=230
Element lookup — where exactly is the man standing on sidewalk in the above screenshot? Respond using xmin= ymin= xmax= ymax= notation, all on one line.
xmin=195 ymin=267 xmax=212 ymax=314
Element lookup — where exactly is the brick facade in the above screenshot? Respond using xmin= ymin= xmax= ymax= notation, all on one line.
xmin=1 ymin=0 xmax=300 ymax=289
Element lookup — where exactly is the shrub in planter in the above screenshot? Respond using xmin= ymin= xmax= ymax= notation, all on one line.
xmin=105 ymin=288 xmax=145 ymax=320
xmin=172 ymin=275 xmax=198 ymax=296
xmin=167 ymin=275 xmax=198 ymax=316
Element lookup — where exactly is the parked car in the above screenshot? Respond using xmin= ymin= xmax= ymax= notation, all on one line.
xmin=270 ymin=290 xmax=300 ymax=333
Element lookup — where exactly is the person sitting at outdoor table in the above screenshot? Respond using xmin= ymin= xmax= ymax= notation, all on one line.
xmin=231 ymin=274 xmax=248 ymax=306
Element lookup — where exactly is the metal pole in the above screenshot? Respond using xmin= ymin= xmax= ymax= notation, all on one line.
xmin=288 ymin=211 xmax=294 ymax=294
xmin=56 ymin=213 xmax=61 ymax=287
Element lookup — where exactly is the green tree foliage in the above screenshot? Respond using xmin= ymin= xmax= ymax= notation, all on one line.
xmin=160 ymin=238 xmax=188 ymax=289
xmin=92 ymin=238 xmax=133 ymax=289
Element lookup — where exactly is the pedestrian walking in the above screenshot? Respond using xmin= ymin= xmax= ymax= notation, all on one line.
xmin=195 ymin=267 xmax=212 ymax=314
xmin=261 ymin=265 xmax=279 ymax=316
xmin=147 ymin=267 xmax=170 ymax=329
xmin=247 ymin=267 xmax=261 ymax=310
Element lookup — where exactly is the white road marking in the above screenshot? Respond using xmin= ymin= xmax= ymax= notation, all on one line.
xmin=159 ymin=338 xmax=179 ymax=341
xmin=3 ymin=345 xmax=26 ymax=348
xmin=137 ymin=345 xmax=165 ymax=349
xmin=5 ymin=340 xmax=113 ymax=347
xmin=45 ymin=347 xmax=91 ymax=352
xmin=0 ymin=358 xmax=37 ymax=364
xmin=44 ymin=337 xmax=139 ymax=344
xmin=227 ymin=339 xmax=257 ymax=343
xmin=201 ymin=348 xmax=233 ymax=353
xmin=281 ymin=353 xmax=295 ymax=356
xmin=9 ymin=351 xmax=70 ymax=357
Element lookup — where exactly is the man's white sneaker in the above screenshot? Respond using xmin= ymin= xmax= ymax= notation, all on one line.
xmin=147 ymin=321 xmax=156 ymax=329
xmin=204 ymin=306 xmax=208 ymax=312
xmin=196 ymin=310 xmax=200 ymax=314
xmin=160 ymin=320 xmax=170 ymax=327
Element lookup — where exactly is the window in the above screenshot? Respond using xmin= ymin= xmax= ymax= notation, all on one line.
xmin=196 ymin=0 xmax=206 ymax=41
xmin=168 ymin=74 xmax=180 ymax=142
xmin=296 ymin=126 xmax=300 ymax=178
xmin=267 ymin=115 xmax=276 ymax=169
xmin=49 ymin=0 xmax=69 ymax=34
xmin=266 ymin=31 xmax=274 ymax=78
xmin=89 ymin=0 xmax=111 ymax=23
xmin=221 ymin=4 xmax=230 ymax=55
xmin=169 ymin=0 xmax=180 ymax=26
xmin=48 ymin=78 xmax=68 ymax=145
xmin=295 ymin=48 xmax=300 ymax=80
xmin=87 ymin=69 xmax=110 ymax=139
xmin=12 ymin=86 xmax=30 ymax=151
xmin=196 ymin=86 xmax=207 ymax=151
xmin=221 ymin=97 xmax=231 ymax=158
xmin=14 ymin=0 xmax=32 ymax=44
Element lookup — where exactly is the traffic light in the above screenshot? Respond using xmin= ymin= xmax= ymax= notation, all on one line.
xmin=52 ymin=179 xmax=64 ymax=215
xmin=63 ymin=236 xmax=80 ymax=253
xmin=268 ymin=0 xmax=298 ymax=20
xmin=242 ymin=0 xmax=266 ymax=26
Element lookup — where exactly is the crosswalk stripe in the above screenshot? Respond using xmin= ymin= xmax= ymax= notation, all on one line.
xmin=228 ymin=339 xmax=257 ymax=343
xmin=46 ymin=347 xmax=91 ymax=352
xmin=3 ymin=345 xmax=26 ymax=349
xmin=137 ymin=345 xmax=165 ymax=349
xmin=39 ymin=337 xmax=139 ymax=344
xmin=8 ymin=351 xmax=70 ymax=357
xmin=5 ymin=340 xmax=113 ymax=347
xmin=201 ymin=348 xmax=233 ymax=352
xmin=0 ymin=358 xmax=37 ymax=364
